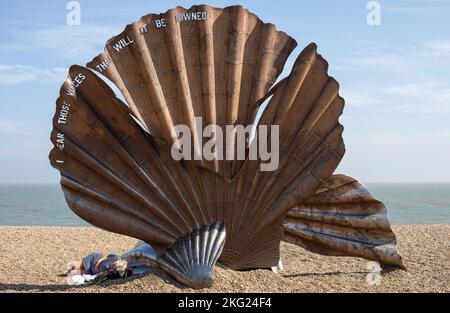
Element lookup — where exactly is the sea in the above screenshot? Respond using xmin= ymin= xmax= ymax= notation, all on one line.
xmin=0 ymin=183 xmax=449 ymax=226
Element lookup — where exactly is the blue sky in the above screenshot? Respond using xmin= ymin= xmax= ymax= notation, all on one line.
xmin=0 ymin=0 xmax=449 ymax=183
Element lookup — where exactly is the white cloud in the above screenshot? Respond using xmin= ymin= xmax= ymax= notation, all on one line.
xmin=0 ymin=120 xmax=26 ymax=134
xmin=385 ymin=0 xmax=450 ymax=15
xmin=1 ymin=24 xmax=120 ymax=60
xmin=335 ymin=39 xmax=450 ymax=115
xmin=31 ymin=25 xmax=120 ymax=59
xmin=341 ymin=89 xmax=383 ymax=108
xmin=338 ymin=53 xmax=409 ymax=72
xmin=0 ymin=24 xmax=121 ymax=85
xmin=340 ymin=82 xmax=450 ymax=115
xmin=0 ymin=64 xmax=68 ymax=84
xmin=382 ymin=82 xmax=450 ymax=114
xmin=0 ymin=43 xmax=30 ymax=52
xmin=386 ymin=6 xmax=449 ymax=15
xmin=335 ymin=39 xmax=450 ymax=74
xmin=383 ymin=83 xmax=433 ymax=97
xmin=419 ymin=39 xmax=450 ymax=57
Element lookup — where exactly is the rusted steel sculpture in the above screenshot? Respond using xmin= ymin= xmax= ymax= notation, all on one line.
xmin=49 ymin=4 xmax=404 ymax=289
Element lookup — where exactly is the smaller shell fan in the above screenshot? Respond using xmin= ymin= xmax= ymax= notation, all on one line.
xmin=283 ymin=174 xmax=405 ymax=269
xmin=121 ymin=222 xmax=226 ymax=289
xmin=158 ymin=222 xmax=226 ymax=289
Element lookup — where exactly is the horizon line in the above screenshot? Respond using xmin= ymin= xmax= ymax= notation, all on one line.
xmin=1 ymin=181 xmax=450 ymax=185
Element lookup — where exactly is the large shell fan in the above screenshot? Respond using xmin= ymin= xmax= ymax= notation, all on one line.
xmin=50 ymin=44 xmax=345 ymax=270
xmin=87 ymin=4 xmax=297 ymax=179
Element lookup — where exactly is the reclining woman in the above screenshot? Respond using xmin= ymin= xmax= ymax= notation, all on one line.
xmin=67 ymin=252 xmax=131 ymax=282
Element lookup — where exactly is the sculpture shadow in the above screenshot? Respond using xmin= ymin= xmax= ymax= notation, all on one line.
xmin=282 ymin=271 xmax=370 ymax=278
xmin=0 ymin=268 xmax=187 ymax=292
xmin=282 ymin=267 xmax=400 ymax=278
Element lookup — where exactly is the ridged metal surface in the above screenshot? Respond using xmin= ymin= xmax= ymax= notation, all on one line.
xmin=121 ymin=223 xmax=226 ymax=289
xmin=121 ymin=241 xmax=159 ymax=268
xmin=158 ymin=222 xmax=226 ymax=288
xmin=50 ymin=38 xmax=345 ymax=270
xmin=283 ymin=174 xmax=404 ymax=268
xmin=87 ymin=4 xmax=297 ymax=179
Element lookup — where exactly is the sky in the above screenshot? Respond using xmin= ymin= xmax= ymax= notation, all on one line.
xmin=0 ymin=0 xmax=449 ymax=183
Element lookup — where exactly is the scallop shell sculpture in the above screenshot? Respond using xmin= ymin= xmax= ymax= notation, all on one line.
xmin=50 ymin=4 xmax=404 ymax=289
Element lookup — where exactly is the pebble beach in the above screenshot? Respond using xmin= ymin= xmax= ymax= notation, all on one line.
xmin=0 ymin=225 xmax=448 ymax=293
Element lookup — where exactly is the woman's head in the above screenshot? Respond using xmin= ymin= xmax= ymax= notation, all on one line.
xmin=107 ymin=259 xmax=131 ymax=278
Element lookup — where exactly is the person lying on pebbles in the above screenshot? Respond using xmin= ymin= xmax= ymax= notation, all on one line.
xmin=66 ymin=252 xmax=132 ymax=283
